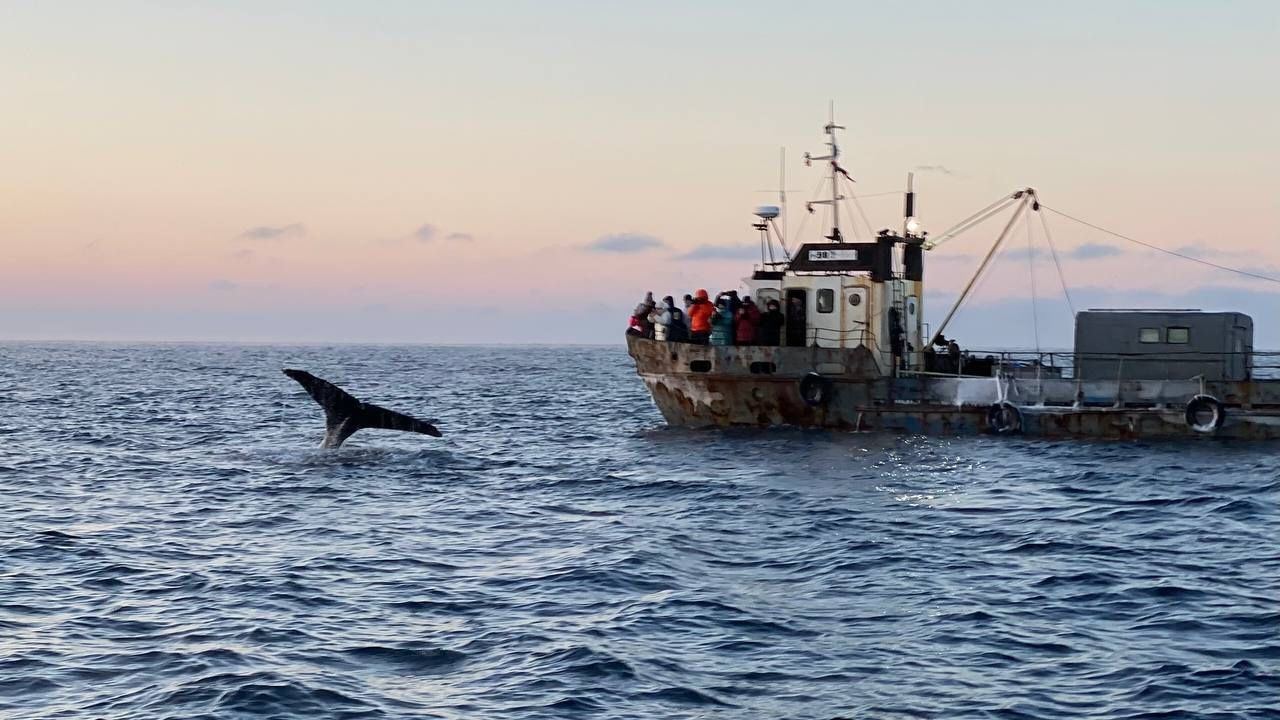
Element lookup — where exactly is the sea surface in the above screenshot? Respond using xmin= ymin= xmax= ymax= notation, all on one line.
xmin=1 ymin=343 xmax=1277 ymax=719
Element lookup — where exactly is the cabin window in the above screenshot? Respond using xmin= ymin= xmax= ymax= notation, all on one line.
xmin=749 ymin=361 xmax=777 ymax=374
xmin=817 ymin=289 xmax=835 ymax=314
xmin=689 ymin=360 xmax=711 ymax=373
xmin=1139 ymin=328 xmax=1161 ymax=344
xmin=1167 ymin=327 xmax=1190 ymax=344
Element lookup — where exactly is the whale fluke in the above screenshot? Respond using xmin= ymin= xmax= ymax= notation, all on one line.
xmin=283 ymin=369 xmax=442 ymax=449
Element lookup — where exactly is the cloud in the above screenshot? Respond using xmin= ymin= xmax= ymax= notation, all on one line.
xmin=583 ymin=233 xmax=665 ymax=253
xmin=1005 ymin=243 xmax=1123 ymax=262
xmin=413 ymin=224 xmax=437 ymax=242
xmin=928 ymin=251 xmax=976 ymax=264
xmin=238 ymin=223 xmax=306 ymax=241
xmin=913 ymin=165 xmax=955 ymax=176
xmin=672 ymin=243 xmax=761 ymax=261
xmin=230 ymin=248 xmax=255 ymax=262
xmin=1171 ymin=242 xmax=1249 ymax=259
xmin=400 ymin=225 xmax=473 ymax=243
xmin=1001 ymin=246 xmax=1037 ymax=262
xmin=209 ymin=279 xmax=239 ymax=292
xmin=1067 ymin=242 xmax=1123 ymax=260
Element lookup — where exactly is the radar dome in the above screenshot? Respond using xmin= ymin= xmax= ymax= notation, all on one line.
xmin=754 ymin=205 xmax=781 ymax=219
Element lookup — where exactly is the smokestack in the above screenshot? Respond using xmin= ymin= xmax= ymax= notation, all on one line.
xmin=904 ymin=172 xmax=915 ymax=221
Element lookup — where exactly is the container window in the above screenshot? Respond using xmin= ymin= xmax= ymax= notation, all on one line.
xmin=1139 ymin=328 xmax=1161 ymax=343
xmin=817 ymin=289 xmax=835 ymax=314
xmin=1167 ymin=327 xmax=1190 ymax=344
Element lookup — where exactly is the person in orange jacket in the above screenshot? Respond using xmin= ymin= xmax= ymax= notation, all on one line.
xmin=687 ymin=288 xmax=714 ymax=345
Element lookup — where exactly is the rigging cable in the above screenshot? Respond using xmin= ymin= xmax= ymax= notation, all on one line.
xmin=788 ymin=172 xmax=830 ymax=249
xmin=839 ymin=175 xmax=876 ymax=241
xmin=1026 ymin=211 xmax=1040 ymax=354
xmin=931 ymin=195 xmax=1032 ymax=345
xmin=1041 ymin=205 xmax=1280 ymax=286
xmin=848 ymin=189 xmax=909 ymax=199
xmin=925 ymin=192 xmax=1021 ymax=249
xmin=1036 ymin=209 xmax=1076 ymax=316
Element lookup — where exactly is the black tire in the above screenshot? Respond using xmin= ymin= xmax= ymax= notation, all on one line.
xmin=986 ymin=401 xmax=1023 ymax=435
xmin=799 ymin=372 xmax=833 ymax=408
xmin=1185 ymin=395 xmax=1225 ymax=433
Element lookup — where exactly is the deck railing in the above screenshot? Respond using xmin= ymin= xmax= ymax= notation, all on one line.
xmin=936 ymin=349 xmax=1280 ymax=381
xmin=705 ymin=327 xmax=1280 ymax=381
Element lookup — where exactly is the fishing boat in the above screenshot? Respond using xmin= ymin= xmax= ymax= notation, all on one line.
xmin=626 ymin=114 xmax=1280 ymax=439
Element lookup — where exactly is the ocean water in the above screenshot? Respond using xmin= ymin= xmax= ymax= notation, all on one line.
xmin=1 ymin=343 xmax=1277 ymax=720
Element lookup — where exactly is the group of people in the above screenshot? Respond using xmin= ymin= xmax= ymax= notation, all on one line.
xmin=627 ymin=290 xmax=787 ymax=346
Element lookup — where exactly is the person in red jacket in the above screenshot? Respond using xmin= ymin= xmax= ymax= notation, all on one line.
xmin=735 ymin=296 xmax=761 ymax=345
xmin=687 ymin=288 xmax=714 ymax=345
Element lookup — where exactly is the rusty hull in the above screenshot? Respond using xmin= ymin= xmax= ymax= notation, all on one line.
xmin=626 ymin=336 xmax=1280 ymax=440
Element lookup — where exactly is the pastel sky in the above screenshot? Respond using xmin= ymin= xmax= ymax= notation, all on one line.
xmin=2 ymin=1 xmax=1277 ymax=346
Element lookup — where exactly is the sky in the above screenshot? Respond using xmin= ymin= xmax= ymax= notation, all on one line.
xmin=2 ymin=1 xmax=1278 ymax=346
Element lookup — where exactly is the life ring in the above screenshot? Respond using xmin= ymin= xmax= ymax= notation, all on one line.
xmin=799 ymin=372 xmax=833 ymax=407
xmin=1185 ymin=394 xmax=1225 ymax=433
xmin=986 ymin=401 xmax=1023 ymax=435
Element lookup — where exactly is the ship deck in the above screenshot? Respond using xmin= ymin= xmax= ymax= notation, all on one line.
xmin=626 ymin=335 xmax=1280 ymax=439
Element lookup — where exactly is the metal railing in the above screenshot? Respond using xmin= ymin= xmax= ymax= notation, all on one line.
xmin=937 ymin=349 xmax=1280 ymax=380
xmin=805 ymin=326 xmax=877 ymax=348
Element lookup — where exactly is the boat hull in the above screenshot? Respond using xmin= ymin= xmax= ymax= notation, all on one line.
xmin=626 ymin=336 xmax=1280 ymax=440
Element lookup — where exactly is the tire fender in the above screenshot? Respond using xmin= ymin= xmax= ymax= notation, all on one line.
xmin=799 ymin=372 xmax=833 ymax=408
xmin=1185 ymin=394 xmax=1225 ymax=433
xmin=986 ymin=401 xmax=1023 ymax=435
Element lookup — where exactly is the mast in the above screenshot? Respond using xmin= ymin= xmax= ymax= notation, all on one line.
xmin=804 ymin=102 xmax=846 ymax=243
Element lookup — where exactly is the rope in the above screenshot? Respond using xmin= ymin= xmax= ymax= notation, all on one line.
xmin=789 ymin=173 xmax=829 ymax=247
xmin=1026 ymin=212 xmax=1040 ymax=354
xmin=839 ymin=175 xmax=876 ymax=241
xmin=931 ymin=196 xmax=1031 ymax=345
xmin=926 ymin=192 xmax=1020 ymax=249
xmin=1037 ymin=210 xmax=1076 ymax=316
xmin=849 ymin=189 xmax=908 ymax=199
xmin=1041 ymin=204 xmax=1280 ymax=286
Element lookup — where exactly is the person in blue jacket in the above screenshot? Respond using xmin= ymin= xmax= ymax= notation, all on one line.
xmin=709 ymin=296 xmax=734 ymax=346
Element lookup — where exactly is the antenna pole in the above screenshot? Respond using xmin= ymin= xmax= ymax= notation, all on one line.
xmin=802 ymin=104 xmax=847 ymax=243
xmin=780 ymin=147 xmax=788 ymax=244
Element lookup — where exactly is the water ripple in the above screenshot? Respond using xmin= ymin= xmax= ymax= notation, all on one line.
xmin=0 ymin=342 xmax=1277 ymax=718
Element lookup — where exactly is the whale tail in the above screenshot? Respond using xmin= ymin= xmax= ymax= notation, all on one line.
xmin=282 ymin=368 xmax=442 ymax=449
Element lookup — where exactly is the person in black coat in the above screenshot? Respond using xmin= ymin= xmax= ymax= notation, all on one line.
xmin=785 ymin=295 xmax=807 ymax=346
xmin=758 ymin=299 xmax=785 ymax=346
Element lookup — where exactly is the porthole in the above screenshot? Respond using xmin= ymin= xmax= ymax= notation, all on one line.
xmin=848 ymin=293 xmax=862 ymax=307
